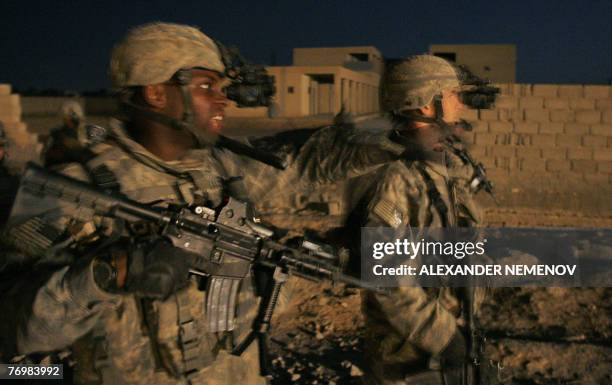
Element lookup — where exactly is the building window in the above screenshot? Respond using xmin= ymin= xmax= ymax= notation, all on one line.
xmin=349 ymin=53 xmax=369 ymax=62
xmin=308 ymin=74 xmax=334 ymax=84
xmin=288 ymin=86 xmax=294 ymax=94
xmin=433 ymin=52 xmax=457 ymax=62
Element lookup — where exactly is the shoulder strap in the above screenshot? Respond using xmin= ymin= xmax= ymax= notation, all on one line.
xmin=415 ymin=162 xmax=451 ymax=227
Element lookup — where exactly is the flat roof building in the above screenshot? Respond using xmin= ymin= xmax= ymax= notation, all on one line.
xmin=293 ymin=46 xmax=384 ymax=75
xmin=227 ymin=46 xmax=382 ymax=118
xmin=429 ymin=44 xmax=517 ymax=83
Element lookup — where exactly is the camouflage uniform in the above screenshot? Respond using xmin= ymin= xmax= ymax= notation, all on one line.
xmin=0 ymin=123 xmax=18 ymax=226
xmin=3 ymin=120 xmax=267 ymax=385
xmin=2 ymin=22 xmax=272 ymax=385
xmin=358 ymin=55 xmax=486 ymax=385
xmin=223 ymin=119 xmax=405 ymax=234
xmin=360 ymin=146 xmax=484 ymax=385
xmin=43 ymin=100 xmax=89 ymax=168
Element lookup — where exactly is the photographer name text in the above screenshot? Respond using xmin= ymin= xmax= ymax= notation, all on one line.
xmin=372 ymin=264 xmax=577 ymax=277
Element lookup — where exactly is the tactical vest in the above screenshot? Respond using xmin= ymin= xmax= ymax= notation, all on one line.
xmin=71 ymin=145 xmax=254 ymax=384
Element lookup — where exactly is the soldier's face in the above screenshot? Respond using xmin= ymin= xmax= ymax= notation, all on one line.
xmin=164 ymin=69 xmax=228 ymax=140
xmin=440 ymin=88 xmax=466 ymax=124
xmin=417 ymin=87 xmax=466 ymax=150
xmin=189 ymin=69 xmax=228 ymax=136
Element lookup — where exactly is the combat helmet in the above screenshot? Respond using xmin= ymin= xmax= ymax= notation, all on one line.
xmin=109 ymin=22 xmax=225 ymax=145
xmin=59 ymin=100 xmax=84 ymax=127
xmin=384 ymin=55 xmax=460 ymax=112
xmin=383 ymin=55 xmax=468 ymax=138
xmin=110 ymin=22 xmax=224 ymax=88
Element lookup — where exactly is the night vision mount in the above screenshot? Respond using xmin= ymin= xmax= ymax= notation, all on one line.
xmin=456 ymin=65 xmax=500 ymax=110
xmin=216 ymin=42 xmax=276 ymax=108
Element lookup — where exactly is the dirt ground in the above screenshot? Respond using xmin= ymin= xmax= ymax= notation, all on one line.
xmin=269 ymin=282 xmax=611 ymax=385
xmin=267 ymin=211 xmax=612 ymax=385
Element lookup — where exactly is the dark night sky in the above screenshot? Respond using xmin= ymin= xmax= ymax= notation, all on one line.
xmin=1 ymin=0 xmax=611 ymax=91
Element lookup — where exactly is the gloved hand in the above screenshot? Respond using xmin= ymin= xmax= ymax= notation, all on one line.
xmin=93 ymin=238 xmax=192 ymax=300
xmin=124 ymin=238 xmax=193 ymax=300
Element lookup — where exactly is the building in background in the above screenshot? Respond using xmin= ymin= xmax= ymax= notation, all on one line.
xmin=429 ymin=44 xmax=517 ymax=83
xmin=21 ymin=45 xmax=519 ymax=122
xmin=293 ymin=46 xmax=384 ymax=74
xmin=226 ymin=46 xmax=382 ymax=118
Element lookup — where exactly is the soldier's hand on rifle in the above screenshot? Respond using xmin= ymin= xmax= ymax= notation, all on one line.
xmin=93 ymin=238 xmax=192 ymax=300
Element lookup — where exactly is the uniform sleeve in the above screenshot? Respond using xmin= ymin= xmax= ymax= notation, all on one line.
xmin=213 ymin=146 xmax=289 ymax=203
xmin=213 ymin=126 xmax=406 ymax=208
xmin=361 ymin=164 xmax=457 ymax=355
xmin=1 ymin=162 xmax=120 ymax=356
xmin=363 ymin=288 xmax=457 ymax=355
xmin=294 ymin=125 xmax=404 ymax=185
xmin=364 ymin=163 xmax=413 ymax=228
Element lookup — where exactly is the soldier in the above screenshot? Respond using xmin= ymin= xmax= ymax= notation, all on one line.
xmin=358 ymin=55 xmax=487 ymax=385
xmin=0 ymin=122 xmax=9 ymax=174
xmin=42 ymin=100 xmax=89 ymax=167
xmin=2 ymin=23 xmax=269 ymax=384
xmin=0 ymin=123 xmax=19 ymax=225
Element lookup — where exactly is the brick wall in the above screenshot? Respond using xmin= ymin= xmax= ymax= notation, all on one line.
xmin=461 ymin=84 xmax=611 ymax=217
xmin=12 ymin=84 xmax=612 ymax=220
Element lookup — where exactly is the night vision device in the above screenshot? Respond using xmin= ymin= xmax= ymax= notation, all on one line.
xmin=217 ymin=43 xmax=276 ymax=108
xmin=457 ymin=65 xmax=500 ymax=110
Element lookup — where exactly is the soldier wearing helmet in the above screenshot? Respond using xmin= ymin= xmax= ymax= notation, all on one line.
xmin=109 ymin=22 xmax=228 ymax=149
xmin=0 ymin=122 xmax=8 ymax=169
xmin=42 ymin=100 xmax=88 ymax=167
xmin=356 ymin=55 xmax=488 ymax=385
xmin=2 ymin=23 xmax=267 ymax=385
xmin=383 ymin=55 xmax=468 ymax=151
xmin=0 ymin=122 xmax=19 ymax=225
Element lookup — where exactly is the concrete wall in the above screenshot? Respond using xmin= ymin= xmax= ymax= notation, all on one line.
xmin=21 ymin=96 xmax=118 ymax=117
xmin=224 ymin=102 xmax=268 ymax=118
xmin=267 ymin=66 xmax=380 ymax=117
xmin=429 ymin=44 xmax=516 ymax=83
xmin=21 ymin=96 xmax=117 ymax=137
xmin=293 ymin=46 xmax=384 ymax=74
xmin=460 ymin=83 xmax=611 ymax=217
xmin=21 ymin=96 xmax=270 ymax=134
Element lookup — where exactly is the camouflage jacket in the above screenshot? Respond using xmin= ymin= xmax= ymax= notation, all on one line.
xmin=0 ymin=166 xmax=18 ymax=227
xmin=360 ymin=145 xmax=485 ymax=384
xmin=214 ymin=119 xmax=406 ymax=234
xmin=2 ymin=120 xmax=267 ymax=385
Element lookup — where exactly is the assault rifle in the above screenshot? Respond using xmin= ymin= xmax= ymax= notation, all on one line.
xmin=10 ymin=163 xmax=372 ymax=378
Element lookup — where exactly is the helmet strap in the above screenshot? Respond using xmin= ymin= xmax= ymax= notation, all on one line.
xmin=173 ymin=69 xmax=195 ymax=131
xmin=394 ymin=94 xmax=454 ymax=138
xmin=121 ymin=69 xmax=215 ymax=147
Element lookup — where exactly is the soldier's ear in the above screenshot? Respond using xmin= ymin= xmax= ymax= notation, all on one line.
xmin=141 ymin=84 xmax=167 ymax=109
